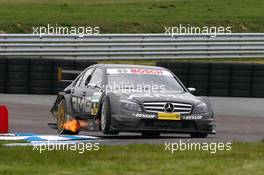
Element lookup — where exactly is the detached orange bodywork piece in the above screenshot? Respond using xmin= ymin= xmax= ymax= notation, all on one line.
xmin=63 ymin=119 xmax=80 ymax=132
xmin=63 ymin=119 xmax=90 ymax=132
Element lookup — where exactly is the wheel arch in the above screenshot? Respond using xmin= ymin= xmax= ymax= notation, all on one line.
xmin=96 ymin=93 xmax=120 ymax=119
xmin=62 ymin=94 xmax=74 ymax=118
xmin=52 ymin=93 xmax=74 ymax=118
xmin=96 ymin=93 xmax=108 ymax=119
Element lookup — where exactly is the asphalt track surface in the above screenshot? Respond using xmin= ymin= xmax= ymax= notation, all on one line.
xmin=0 ymin=94 xmax=263 ymax=145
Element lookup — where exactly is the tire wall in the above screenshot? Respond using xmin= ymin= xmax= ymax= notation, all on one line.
xmin=0 ymin=58 xmax=263 ymax=97
xmin=156 ymin=61 xmax=264 ymax=98
xmin=0 ymin=58 xmax=96 ymax=95
xmin=0 ymin=58 xmax=7 ymax=93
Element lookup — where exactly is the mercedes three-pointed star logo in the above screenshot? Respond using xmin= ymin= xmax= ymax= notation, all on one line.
xmin=164 ymin=102 xmax=174 ymax=112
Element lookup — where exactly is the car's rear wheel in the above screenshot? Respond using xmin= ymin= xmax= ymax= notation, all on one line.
xmin=57 ymin=99 xmax=79 ymax=135
xmin=190 ymin=133 xmax=208 ymax=138
xmin=101 ymin=98 xmax=119 ymax=135
xmin=141 ymin=131 xmax=161 ymax=138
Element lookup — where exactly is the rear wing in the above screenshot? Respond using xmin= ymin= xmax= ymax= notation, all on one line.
xmin=57 ymin=67 xmax=82 ymax=83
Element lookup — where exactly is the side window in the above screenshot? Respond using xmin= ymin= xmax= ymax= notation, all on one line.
xmin=74 ymin=73 xmax=84 ymax=87
xmin=80 ymin=68 xmax=94 ymax=87
xmin=89 ymin=68 xmax=103 ymax=86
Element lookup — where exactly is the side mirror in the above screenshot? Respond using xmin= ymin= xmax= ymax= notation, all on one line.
xmin=88 ymin=83 xmax=101 ymax=89
xmin=64 ymin=88 xmax=72 ymax=94
xmin=188 ymin=87 xmax=196 ymax=93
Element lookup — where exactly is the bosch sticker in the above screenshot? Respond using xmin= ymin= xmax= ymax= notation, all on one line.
xmin=107 ymin=69 xmax=172 ymax=76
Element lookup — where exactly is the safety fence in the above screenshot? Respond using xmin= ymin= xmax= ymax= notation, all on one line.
xmin=1 ymin=33 xmax=264 ymax=59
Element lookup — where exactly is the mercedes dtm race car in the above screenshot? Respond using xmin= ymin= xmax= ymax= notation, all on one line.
xmin=51 ymin=64 xmax=215 ymax=138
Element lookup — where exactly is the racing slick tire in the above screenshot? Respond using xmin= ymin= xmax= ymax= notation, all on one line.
xmin=100 ymin=98 xmax=119 ymax=135
xmin=57 ymin=99 xmax=79 ymax=135
xmin=141 ymin=131 xmax=161 ymax=138
xmin=190 ymin=133 xmax=208 ymax=138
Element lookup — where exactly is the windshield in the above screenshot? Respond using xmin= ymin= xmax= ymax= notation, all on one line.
xmin=106 ymin=68 xmax=185 ymax=93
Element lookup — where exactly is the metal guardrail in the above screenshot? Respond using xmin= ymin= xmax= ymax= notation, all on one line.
xmin=0 ymin=33 xmax=264 ymax=59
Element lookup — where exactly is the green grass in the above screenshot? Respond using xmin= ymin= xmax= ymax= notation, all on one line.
xmin=1 ymin=141 xmax=264 ymax=175
xmin=0 ymin=0 xmax=263 ymax=33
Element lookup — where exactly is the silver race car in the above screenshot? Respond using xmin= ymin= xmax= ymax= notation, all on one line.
xmin=51 ymin=64 xmax=215 ymax=138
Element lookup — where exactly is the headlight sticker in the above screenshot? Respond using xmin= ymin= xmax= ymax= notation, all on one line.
xmin=192 ymin=103 xmax=208 ymax=114
xmin=120 ymin=100 xmax=142 ymax=111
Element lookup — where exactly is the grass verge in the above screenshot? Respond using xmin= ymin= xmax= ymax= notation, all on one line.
xmin=0 ymin=0 xmax=263 ymax=33
xmin=0 ymin=141 xmax=264 ymax=175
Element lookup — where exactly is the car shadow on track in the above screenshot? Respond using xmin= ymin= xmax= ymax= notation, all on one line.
xmin=88 ymin=134 xmax=193 ymax=140
xmin=82 ymin=132 xmax=216 ymax=140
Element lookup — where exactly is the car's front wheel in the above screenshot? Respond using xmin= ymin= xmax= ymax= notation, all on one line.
xmin=100 ymin=98 xmax=119 ymax=135
xmin=57 ymin=99 xmax=79 ymax=135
